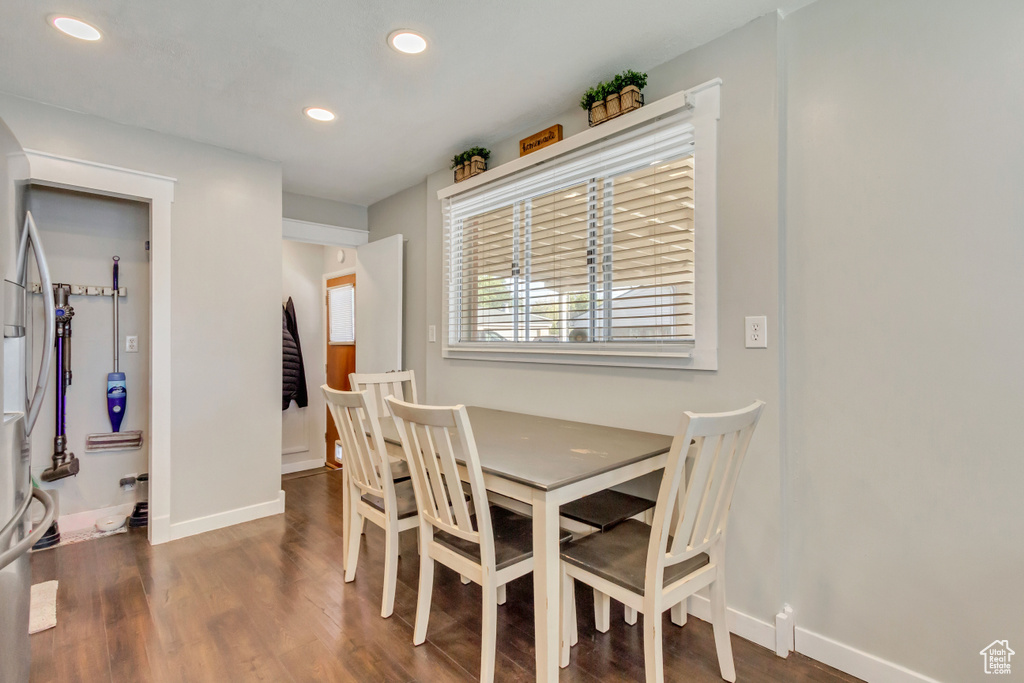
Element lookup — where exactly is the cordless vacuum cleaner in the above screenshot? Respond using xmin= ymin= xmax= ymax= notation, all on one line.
xmin=41 ymin=284 xmax=80 ymax=482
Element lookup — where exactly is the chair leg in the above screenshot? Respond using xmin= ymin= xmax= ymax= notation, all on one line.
xmin=569 ymin=579 xmax=578 ymax=646
xmin=344 ymin=510 xmax=362 ymax=583
xmin=481 ymin=574 xmax=499 ymax=683
xmin=560 ymin=567 xmax=572 ymax=668
xmin=670 ymin=600 xmax=687 ymax=627
xmin=643 ymin=599 xmax=664 ymax=683
xmin=381 ymin=519 xmax=399 ymax=618
xmin=624 ymin=606 xmax=638 ymax=626
xmin=710 ymin=576 xmax=736 ymax=682
xmin=496 ymin=583 xmax=507 ymax=606
xmin=412 ymin=542 xmax=434 ymax=646
xmin=594 ymin=589 xmax=610 ymax=633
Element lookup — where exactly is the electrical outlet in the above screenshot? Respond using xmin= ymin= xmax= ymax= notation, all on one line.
xmin=745 ymin=316 xmax=768 ymax=348
xmin=428 ymin=325 xmax=437 ymax=343
xmin=126 ymin=335 xmax=139 ymax=353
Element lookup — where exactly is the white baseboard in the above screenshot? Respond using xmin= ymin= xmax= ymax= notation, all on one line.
xmin=56 ymin=503 xmax=135 ymax=533
xmin=795 ymin=627 xmax=943 ymax=683
xmin=150 ymin=514 xmax=170 ymax=544
xmin=166 ymin=490 xmax=285 ymax=542
xmin=686 ymin=593 xmax=777 ymax=651
xmin=281 ymin=457 xmax=324 ymax=475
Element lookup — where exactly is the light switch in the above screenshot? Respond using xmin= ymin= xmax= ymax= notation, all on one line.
xmin=428 ymin=325 xmax=437 ymax=343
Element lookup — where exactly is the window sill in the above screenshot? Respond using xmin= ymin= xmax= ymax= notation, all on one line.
xmin=442 ymin=344 xmax=717 ymax=371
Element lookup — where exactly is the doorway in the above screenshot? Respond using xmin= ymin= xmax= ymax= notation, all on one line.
xmin=324 ymin=272 xmax=356 ymax=466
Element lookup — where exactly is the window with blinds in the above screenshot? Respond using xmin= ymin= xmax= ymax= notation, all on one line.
xmin=441 ymin=82 xmax=720 ymax=369
xmin=328 ymin=284 xmax=355 ymax=344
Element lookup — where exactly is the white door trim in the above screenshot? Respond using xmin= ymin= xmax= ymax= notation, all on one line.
xmin=24 ymin=149 xmax=176 ymax=545
xmin=283 ymin=217 xmax=369 ymax=247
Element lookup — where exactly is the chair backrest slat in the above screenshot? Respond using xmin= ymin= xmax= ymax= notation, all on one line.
xmin=350 ymin=370 xmax=418 ymax=421
xmin=323 ymin=386 xmax=394 ymax=500
xmin=647 ymin=401 xmax=765 ymax=587
xmin=387 ymin=397 xmax=494 ymax=560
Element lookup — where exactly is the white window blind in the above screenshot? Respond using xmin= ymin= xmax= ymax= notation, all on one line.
xmin=444 ymin=111 xmax=696 ymax=355
xmin=328 ymin=284 xmax=355 ymax=344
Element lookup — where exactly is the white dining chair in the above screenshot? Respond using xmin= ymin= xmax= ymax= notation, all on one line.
xmin=350 ymin=370 xmax=418 ymax=481
xmin=322 ymin=385 xmax=419 ymax=618
xmin=559 ymin=401 xmax=766 ymax=683
xmin=387 ymin=396 xmax=570 ymax=683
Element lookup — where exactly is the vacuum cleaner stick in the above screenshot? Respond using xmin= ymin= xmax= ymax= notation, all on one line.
xmin=41 ymin=284 xmax=79 ymax=482
xmin=107 ymin=256 xmax=126 ymax=432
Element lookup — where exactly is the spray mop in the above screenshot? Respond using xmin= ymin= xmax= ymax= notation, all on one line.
xmin=85 ymin=256 xmax=143 ymax=452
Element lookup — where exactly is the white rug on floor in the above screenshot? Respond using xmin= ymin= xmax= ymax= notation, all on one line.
xmin=29 ymin=580 xmax=58 ymax=634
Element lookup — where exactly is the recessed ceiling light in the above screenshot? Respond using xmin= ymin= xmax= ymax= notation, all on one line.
xmin=388 ymin=30 xmax=427 ymax=54
xmin=304 ymin=107 xmax=335 ymax=122
xmin=50 ymin=16 xmax=102 ymax=41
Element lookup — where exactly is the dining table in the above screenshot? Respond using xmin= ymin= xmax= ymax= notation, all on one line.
xmin=344 ymin=405 xmax=672 ymax=682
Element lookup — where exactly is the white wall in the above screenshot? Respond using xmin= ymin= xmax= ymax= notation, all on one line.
xmin=0 ymin=92 xmax=283 ymax=532
xmin=283 ymin=191 xmax=367 ymax=230
xmin=374 ymin=14 xmax=784 ymax=626
xmin=281 ymin=239 xmax=327 ymax=471
xmin=785 ymin=1 xmax=1024 ymax=680
xmin=27 ymin=187 xmax=149 ymax=519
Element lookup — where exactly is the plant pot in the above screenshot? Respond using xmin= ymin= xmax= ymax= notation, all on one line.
xmin=620 ymin=85 xmax=642 ymax=113
xmin=589 ymin=100 xmax=607 ymax=126
xmin=605 ymin=91 xmax=621 ymax=118
xmin=469 ymin=155 xmax=487 ymax=177
xmin=454 ymin=163 xmax=467 ymax=182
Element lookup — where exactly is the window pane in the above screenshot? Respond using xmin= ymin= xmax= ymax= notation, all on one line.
xmin=329 ymin=284 xmax=355 ymax=343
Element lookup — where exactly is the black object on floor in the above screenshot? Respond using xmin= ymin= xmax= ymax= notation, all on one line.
xmin=32 ymin=521 xmax=61 ymax=550
xmin=128 ymin=502 xmax=148 ymax=528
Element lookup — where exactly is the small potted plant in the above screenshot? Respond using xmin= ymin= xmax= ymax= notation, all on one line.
xmin=604 ymin=75 xmax=624 ymax=119
xmin=451 ymin=151 xmax=468 ymax=182
xmin=467 ymin=146 xmax=490 ymax=177
xmin=618 ymin=69 xmax=647 ymax=113
xmin=452 ymin=147 xmax=491 ymax=182
xmin=581 ymin=86 xmax=607 ymax=126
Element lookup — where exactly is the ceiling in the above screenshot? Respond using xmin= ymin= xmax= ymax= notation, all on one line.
xmin=0 ymin=1 xmax=812 ymax=207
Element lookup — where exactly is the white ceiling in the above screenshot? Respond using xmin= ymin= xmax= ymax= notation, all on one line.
xmin=0 ymin=1 xmax=812 ymax=207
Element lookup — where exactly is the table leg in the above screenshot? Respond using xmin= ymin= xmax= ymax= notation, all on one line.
xmin=533 ymin=493 xmax=560 ymax=682
xmin=341 ymin=465 xmax=349 ymax=572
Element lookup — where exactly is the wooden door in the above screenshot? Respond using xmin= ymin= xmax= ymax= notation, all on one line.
xmin=325 ymin=273 xmax=356 ymax=467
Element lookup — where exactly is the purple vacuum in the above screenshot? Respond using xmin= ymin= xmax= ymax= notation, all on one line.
xmin=40 ymin=284 xmax=79 ymax=482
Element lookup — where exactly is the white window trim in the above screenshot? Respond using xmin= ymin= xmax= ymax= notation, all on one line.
xmin=437 ymin=79 xmax=721 ymax=371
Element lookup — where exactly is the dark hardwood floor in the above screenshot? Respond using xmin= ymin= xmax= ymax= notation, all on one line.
xmin=29 ymin=470 xmax=863 ymax=682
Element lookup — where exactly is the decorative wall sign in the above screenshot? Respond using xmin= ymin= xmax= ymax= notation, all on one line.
xmin=519 ymin=125 xmax=563 ymax=156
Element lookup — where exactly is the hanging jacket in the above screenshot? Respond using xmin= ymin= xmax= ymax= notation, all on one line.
xmin=282 ymin=297 xmax=308 ymax=409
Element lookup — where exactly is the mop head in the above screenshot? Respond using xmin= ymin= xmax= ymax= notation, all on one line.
xmin=85 ymin=430 xmax=144 ymax=452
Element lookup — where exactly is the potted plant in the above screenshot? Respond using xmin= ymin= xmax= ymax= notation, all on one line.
xmin=581 ymin=70 xmax=649 ymax=127
xmin=451 ymin=151 xmax=469 ymax=182
xmin=467 ymin=146 xmax=490 ymax=177
xmin=452 ymin=147 xmax=491 ymax=182
xmin=604 ymin=74 xmax=624 ymax=119
xmin=581 ymin=86 xmax=607 ymax=126
xmin=618 ymin=69 xmax=647 ymax=113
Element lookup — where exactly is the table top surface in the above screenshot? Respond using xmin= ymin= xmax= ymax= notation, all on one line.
xmin=382 ymin=406 xmax=671 ymax=492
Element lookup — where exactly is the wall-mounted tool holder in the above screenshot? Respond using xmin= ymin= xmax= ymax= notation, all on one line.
xmin=29 ymin=283 xmax=126 ymax=297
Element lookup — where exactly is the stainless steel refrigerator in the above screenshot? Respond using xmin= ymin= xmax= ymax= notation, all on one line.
xmin=0 ymin=118 xmax=56 ymax=683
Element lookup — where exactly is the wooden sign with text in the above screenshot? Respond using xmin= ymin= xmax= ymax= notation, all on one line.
xmin=520 ymin=124 xmax=563 ymax=156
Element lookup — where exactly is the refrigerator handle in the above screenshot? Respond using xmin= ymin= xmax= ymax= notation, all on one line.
xmin=0 ymin=488 xmax=55 ymax=572
xmin=23 ymin=211 xmax=55 ymax=435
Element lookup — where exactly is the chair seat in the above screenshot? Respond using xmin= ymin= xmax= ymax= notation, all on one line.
xmin=561 ymin=519 xmax=709 ymax=595
xmin=434 ymin=506 xmax=572 ymax=571
xmin=559 ymin=489 xmax=655 ymax=531
xmin=361 ymin=479 xmax=419 ymax=520
xmin=387 ymin=457 xmax=411 ymax=482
